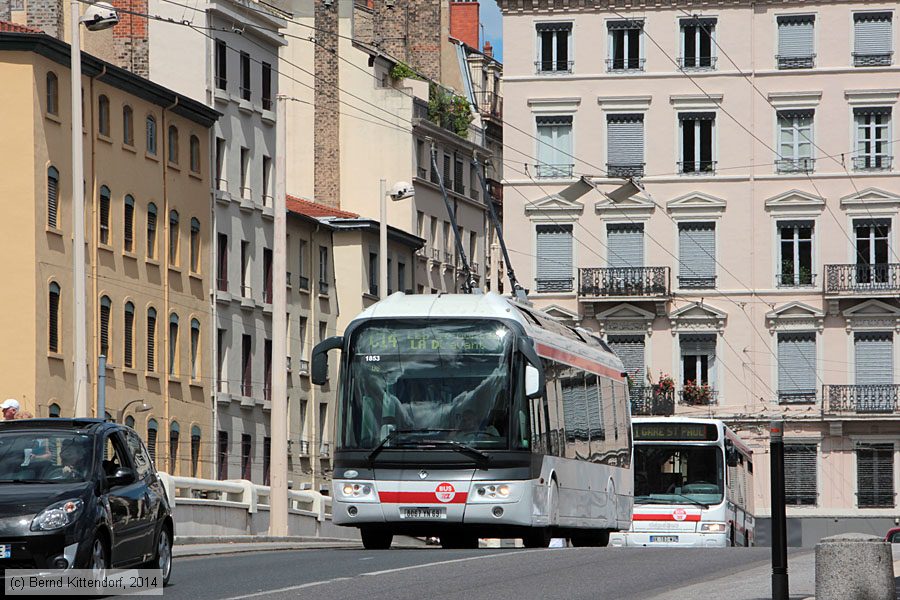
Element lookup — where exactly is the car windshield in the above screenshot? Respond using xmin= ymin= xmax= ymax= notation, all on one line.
xmin=0 ymin=431 xmax=94 ymax=483
xmin=634 ymin=444 xmax=724 ymax=506
xmin=341 ymin=320 xmax=515 ymax=451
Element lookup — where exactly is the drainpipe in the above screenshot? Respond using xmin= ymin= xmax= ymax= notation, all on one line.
xmin=89 ymin=65 xmax=106 ymax=418
xmin=748 ymin=1 xmax=758 ymax=407
xmin=162 ymin=97 xmax=179 ymax=474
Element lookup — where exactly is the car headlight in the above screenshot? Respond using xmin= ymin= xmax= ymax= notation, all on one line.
xmin=472 ymin=483 xmax=514 ymax=501
xmin=700 ymin=522 xmax=727 ymax=533
xmin=31 ymin=499 xmax=84 ymax=531
xmin=336 ymin=481 xmax=377 ymax=502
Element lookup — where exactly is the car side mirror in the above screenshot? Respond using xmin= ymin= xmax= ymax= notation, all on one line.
xmin=107 ymin=467 xmax=136 ymax=487
xmin=312 ymin=336 xmax=344 ymax=386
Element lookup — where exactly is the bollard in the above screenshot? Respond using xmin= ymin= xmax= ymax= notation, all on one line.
xmin=815 ymin=533 xmax=895 ymax=600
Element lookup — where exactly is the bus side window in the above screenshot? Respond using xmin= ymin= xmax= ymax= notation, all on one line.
xmin=587 ymin=375 xmax=604 ymax=463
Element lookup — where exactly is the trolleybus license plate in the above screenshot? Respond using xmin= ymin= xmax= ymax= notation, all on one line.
xmin=401 ymin=507 xmax=446 ymax=519
xmin=650 ymin=535 xmax=679 ymax=543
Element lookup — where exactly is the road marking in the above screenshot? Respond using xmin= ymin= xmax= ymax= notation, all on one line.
xmin=359 ymin=557 xmax=374 ymax=561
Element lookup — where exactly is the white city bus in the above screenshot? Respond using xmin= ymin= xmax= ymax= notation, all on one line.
xmin=311 ymin=292 xmax=633 ymax=549
xmin=610 ymin=417 xmax=754 ymax=548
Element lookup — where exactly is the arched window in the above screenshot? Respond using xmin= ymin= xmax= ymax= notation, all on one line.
xmin=147 ymin=202 xmax=157 ymax=259
xmin=190 ymin=218 xmax=201 ymax=273
xmin=190 ymin=135 xmax=201 ymax=173
xmin=168 ymin=125 xmax=179 ymax=164
xmin=49 ymin=403 xmax=61 ymax=418
xmin=147 ymin=418 xmax=158 ymax=462
xmin=169 ymin=421 xmax=180 ymax=473
xmin=190 ymin=425 xmax=201 ymax=477
xmin=46 ymin=72 xmax=58 ymax=116
xmin=147 ymin=307 xmax=157 ymax=371
xmin=99 ymin=295 xmax=111 ymax=358
xmin=98 ymin=95 xmax=110 ymax=136
xmin=123 ymin=105 xmax=134 ymax=146
xmin=125 ymin=415 xmax=135 ymax=429
xmin=47 ymin=166 xmax=59 ymax=229
xmin=146 ymin=115 xmax=157 ymax=155
xmin=190 ymin=318 xmax=200 ymax=379
xmin=169 ymin=210 xmax=179 ymax=265
xmin=169 ymin=313 xmax=179 ymax=375
xmin=124 ymin=195 xmax=135 ymax=252
xmin=99 ymin=185 xmax=111 ymax=245
xmin=49 ymin=282 xmax=60 ymax=352
xmin=124 ymin=301 xmax=135 ymax=368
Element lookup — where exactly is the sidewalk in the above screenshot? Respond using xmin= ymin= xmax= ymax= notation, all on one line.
xmin=173 ymin=535 xmax=426 ymax=558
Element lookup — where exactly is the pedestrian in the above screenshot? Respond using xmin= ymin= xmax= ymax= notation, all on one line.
xmin=14 ymin=410 xmax=33 ymax=419
xmin=1 ymin=399 xmax=19 ymax=420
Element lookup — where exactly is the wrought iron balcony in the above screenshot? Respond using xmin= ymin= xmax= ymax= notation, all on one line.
xmin=678 ymin=160 xmax=716 ymax=174
xmin=678 ymin=56 xmax=717 ymax=70
xmin=535 ymin=278 xmax=574 ymax=293
xmin=606 ymin=58 xmax=646 ymax=72
xmin=486 ymin=178 xmax=503 ymax=204
xmin=534 ymin=163 xmax=575 ymax=178
xmin=776 ymin=272 xmax=817 ymax=288
xmin=298 ymin=275 xmax=310 ymax=291
xmin=853 ymin=52 xmax=893 ymax=67
xmin=852 ymin=155 xmax=892 ymax=171
xmin=678 ymin=387 xmax=718 ymax=406
xmin=776 ymin=158 xmax=815 ymax=174
xmin=824 ymin=384 xmax=900 ymax=414
xmin=298 ymin=359 xmax=310 ymax=374
xmin=318 ymin=280 xmax=330 ymax=295
xmin=475 ymin=90 xmax=503 ymax=120
xmin=579 ymin=267 xmax=670 ymax=298
xmin=776 ymin=54 xmax=815 ymax=69
xmin=678 ymin=275 xmax=716 ymax=289
xmin=607 ymin=163 xmax=645 ymax=178
xmin=778 ymin=390 xmax=818 ymax=404
xmin=535 ymin=60 xmax=575 ymax=74
xmin=824 ymin=263 xmax=900 ymax=294
xmin=630 ymin=386 xmax=675 ymax=416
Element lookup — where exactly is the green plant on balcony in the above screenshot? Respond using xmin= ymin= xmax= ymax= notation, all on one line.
xmin=654 ymin=372 xmax=675 ymax=396
xmin=428 ymin=83 xmax=474 ymax=138
xmin=682 ymin=380 xmax=712 ymax=405
xmin=390 ymin=62 xmax=422 ymax=82
xmin=780 ymin=260 xmax=813 ymax=286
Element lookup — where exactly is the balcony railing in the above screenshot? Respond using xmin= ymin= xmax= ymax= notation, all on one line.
xmin=776 ymin=54 xmax=815 ymax=69
xmin=678 ymin=275 xmax=716 ymax=289
xmin=535 ymin=60 xmax=574 ymax=74
xmin=318 ymin=280 xmax=329 ymax=295
xmin=630 ymin=386 xmax=675 ymax=416
xmin=776 ymin=272 xmax=817 ymax=288
xmin=242 ymin=379 xmax=252 ymax=398
xmin=298 ymin=275 xmax=310 ymax=291
xmin=824 ymin=384 xmax=900 ymax=414
xmin=475 ymin=90 xmax=503 ymax=120
xmin=606 ymin=58 xmax=646 ymax=72
xmin=298 ymin=359 xmax=310 ymax=374
xmin=368 ymin=284 xmax=378 ymax=297
xmin=486 ymin=178 xmax=503 ymax=204
xmin=534 ymin=163 xmax=575 ymax=178
xmin=678 ymin=387 xmax=719 ymax=406
xmin=778 ymin=390 xmax=818 ymax=404
xmin=677 ymin=56 xmax=717 ymax=70
xmin=678 ymin=160 xmax=717 ymax=174
xmin=241 ymin=284 xmax=252 ymax=298
xmin=853 ymin=155 xmax=892 ymax=171
xmin=853 ymin=52 xmax=893 ymax=67
xmin=320 ymin=442 xmax=331 ymax=457
xmin=776 ymin=158 xmax=815 ymax=174
xmin=535 ymin=278 xmax=574 ymax=293
xmin=416 ymin=166 xmax=427 ymax=179
xmin=607 ymin=163 xmax=645 ymax=178
xmin=579 ymin=267 xmax=670 ymax=298
xmin=824 ymin=264 xmax=900 ymax=294
xmin=297 ymin=439 xmax=310 ymax=455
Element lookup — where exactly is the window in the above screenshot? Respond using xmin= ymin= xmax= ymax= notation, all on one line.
xmin=607 ymin=223 xmax=644 ymax=269
xmin=535 ymin=115 xmax=573 ymax=178
xmin=368 ymin=252 xmax=378 ymax=296
xmin=387 ymin=258 xmax=392 ymax=294
xmin=217 ymin=233 xmax=228 ymax=291
xmin=319 ymin=404 xmax=328 ymax=454
xmin=262 ymin=156 xmax=272 ymax=205
xmin=47 ymin=166 xmax=59 ymax=229
xmin=241 ymin=434 xmax=252 ymax=480
xmin=262 ymin=62 xmax=272 ymax=110
xmin=169 ymin=313 xmax=179 ymax=375
xmin=854 ymin=219 xmax=891 ymax=283
xmin=454 ymin=156 xmax=464 ymax=194
xmin=125 ymin=415 xmax=134 ymax=428
xmin=98 ymin=95 xmax=110 ymax=136
xmin=147 ymin=307 xmax=157 ymax=372
xmin=169 ymin=210 xmax=179 ymax=265
xmin=398 ymin=262 xmax=406 ymax=292
xmin=854 ymin=107 xmax=892 ymax=171
xmin=778 ymin=221 xmax=814 ymax=286
xmin=99 ymin=295 xmax=111 ymax=358
xmin=169 ymin=421 xmax=179 ymax=473
xmin=777 ymin=333 xmax=817 ymax=403
xmin=319 ymin=246 xmax=329 ymax=294
xmin=777 ymin=110 xmax=814 ymax=173
xmin=242 ymin=334 xmax=252 ymax=396
xmin=215 ymin=39 xmax=227 ymax=89
xmin=319 ymin=321 xmax=327 ymax=344
xmin=680 ymin=334 xmax=716 ymax=397
xmin=124 ymin=195 xmax=134 ymax=252
xmin=608 ymin=19 xmax=643 ymax=71
xmin=607 ymin=335 xmax=645 ymax=383
xmin=215 ymin=138 xmax=226 ymax=190
xmin=146 ymin=115 xmax=157 ymax=155
xmin=240 ymin=51 xmax=251 ymax=101
xmin=49 ymin=403 xmax=61 ymax=418
xmin=536 ymin=22 xmax=572 ymax=73
xmin=217 ymin=430 xmax=228 ymax=480
xmin=298 ymin=240 xmax=308 ymax=290
xmin=124 ymin=302 xmax=134 ymax=368
xmin=263 ymin=248 xmax=273 ymax=303
xmin=168 ymin=125 xmax=179 ymax=164
xmin=855 ymin=332 xmax=893 ymax=387
xmin=535 ymin=224 xmax=573 ymax=292
xmin=216 ymin=328 xmax=226 ymax=392
xmin=123 ymin=105 xmax=134 ymax=146
xmin=190 ymin=318 xmax=200 ymax=379
xmin=606 ymin=114 xmax=644 ymax=177
xmin=147 ymin=203 xmax=157 ymax=259
xmin=679 ymin=17 xmax=716 ymax=69
xmin=147 ymin=419 xmax=158 ymax=463
xmin=264 ymin=339 xmax=272 ymax=402
xmin=857 ymin=443 xmax=894 ymax=508
xmin=48 ymin=282 xmax=60 ymax=353
xmin=678 ymin=222 xmax=716 ymax=288
xmin=263 ymin=437 xmax=271 ymax=486
xmin=679 ymin=112 xmax=715 ymax=173
xmin=298 ymin=317 xmax=307 ymax=359
xmin=240 ymin=147 xmax=250 ymax=199
xmin=190 ymin=218 xmax=201 ymax=273
xmin=46 ymin=71 xmax=58 ymax=116
xmin=853 ymin=12 xmax=893 ymax=67
xmin=190 ymin=135 xmax=200 ymax=173
xmin=99 ymin=185 xmax=111 ymax=245
xmin=240 ymin=241 xmax=250 ymax=296
xmin=191 ymin=426 xmax=201 ymax=477
xmin=785 ymin=443 xmax=818 ymax=505
xmin=777 ymin=15 xmax=815 ymax=69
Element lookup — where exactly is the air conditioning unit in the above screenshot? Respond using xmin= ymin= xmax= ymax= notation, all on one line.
xmin=300 ymin=482 xmax=312 ymax=490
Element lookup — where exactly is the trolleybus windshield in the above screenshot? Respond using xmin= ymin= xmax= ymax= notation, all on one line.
xmin=634 ymin=445 xmax=724 ymax=506
xmin=342 ymin=320 xmax=517 ymax=451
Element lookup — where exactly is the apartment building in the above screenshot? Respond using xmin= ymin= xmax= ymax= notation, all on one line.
xmin=500 ymin=0 xmax=900 ymax=543
xmin=0 ymin=26 xmax=218 ymax=476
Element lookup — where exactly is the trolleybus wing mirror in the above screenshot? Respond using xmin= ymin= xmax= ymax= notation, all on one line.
xmin=525 ymin=364 xmax=541 ymax=398
xmin=517 ymin=338 xmax=545 ymax=398
xmin=311 ymin=336 xmax=344 ymax=386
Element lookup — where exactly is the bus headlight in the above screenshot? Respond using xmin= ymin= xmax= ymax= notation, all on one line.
xmin=336 ymin=481 xmax=378 ymax=502
xmin=472 ymin=483 xmax=515 ymax=502
xmin=700 ymin=522 xmax=727 ymax=533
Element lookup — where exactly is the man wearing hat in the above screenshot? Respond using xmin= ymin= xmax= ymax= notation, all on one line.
xmin=1 ymin=399 xmax=19 ymax=420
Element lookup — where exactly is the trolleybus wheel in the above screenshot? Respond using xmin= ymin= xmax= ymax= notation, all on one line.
xmin=523 ymin=528 xmax=552 ymax=548
xmin=360 ymin=528 xmax=393 ymax=550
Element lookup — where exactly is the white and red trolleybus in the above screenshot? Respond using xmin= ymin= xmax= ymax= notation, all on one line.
xmin=610 ymin=417 xmax=755 ymax=548
xmin=311 ymin=292 xmax=633 ymax=549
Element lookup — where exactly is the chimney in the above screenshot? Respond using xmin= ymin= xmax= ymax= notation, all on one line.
xmin=449 ymin=1 xmax=479 ymax=49
xmin=483 ymin=41 xmax=493 ymax=57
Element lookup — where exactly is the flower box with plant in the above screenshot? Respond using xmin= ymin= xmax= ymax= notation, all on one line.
xmin=681 ymin=380 xmax=713 ymax=405
xmin=654 ymin=373 xmax=675 ymax=396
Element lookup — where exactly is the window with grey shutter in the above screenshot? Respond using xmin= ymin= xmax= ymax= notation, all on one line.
xmin=99 ymin=186 xmax=111 ymax=245
xmin=854 ymin=12 xmax=893 ymax=66
xmin=778 ymin=333 xmax=816 ymax=403
xmin=678 ymin=222 xmax=716 ymax=288
xmin=857 ymin=442 xmax=894 ymax=508
xmin=607 ymin=335 xmax=645 ymax=382
xmin=454 ymin=156 xmax=464 ymax=194
xmin=607 ymin=223 xmax=644 ymax=269
xmin=535 ymin=224 xmax=573 ymax=292
xmin=607 ymin=114 xmax=644 ymax=177
xmin=47 ymin=166 xmax=59 ymax=229
xmin=777 ymin=15 xmax=815 ymax=69
xmin=785 ymin=443 xmax=817 ymax=505
xmin=855 ymin=333 xmax=894 ymax=412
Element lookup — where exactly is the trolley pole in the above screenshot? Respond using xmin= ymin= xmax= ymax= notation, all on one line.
xmin=770 ymin=420 xmax=789 ymax=600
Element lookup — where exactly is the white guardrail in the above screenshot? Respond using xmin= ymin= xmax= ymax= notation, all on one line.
xmin=156 ymin=473 xmax=333 ymax=522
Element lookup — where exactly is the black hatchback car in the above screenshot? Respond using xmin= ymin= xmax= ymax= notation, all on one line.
xmin=0 ymin=419 xmax=173 ymax=584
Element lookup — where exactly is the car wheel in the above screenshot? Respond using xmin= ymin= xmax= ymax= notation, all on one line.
xmin=148 ymin=526 xmax=173 ymax=586
xmin=90 ymin=534 xmax=108 ymax=579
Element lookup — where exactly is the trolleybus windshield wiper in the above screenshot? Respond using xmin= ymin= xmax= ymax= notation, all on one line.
xmin=419 ymin=438 xmax=491 ymax=463
xmin=636 ymin=495 xmax=710 ymax=509
xmin=366 ymin=429 xmax=459 ymax=464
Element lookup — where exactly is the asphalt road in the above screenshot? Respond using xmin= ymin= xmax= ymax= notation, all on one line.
xmin=163 ymin=547 xmax=816 ymax=600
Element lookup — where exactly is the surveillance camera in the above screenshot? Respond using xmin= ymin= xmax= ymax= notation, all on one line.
xmin=389 ymin=181 xmax=414 ymax=201
xmin=82 ymin=2 xmax=119 ymax=32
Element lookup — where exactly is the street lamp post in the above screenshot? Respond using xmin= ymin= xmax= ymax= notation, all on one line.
xmin=379 ymin=180 xmax=414 ymax=300
xmin=116 ymin=399 xmax=150 ymax=425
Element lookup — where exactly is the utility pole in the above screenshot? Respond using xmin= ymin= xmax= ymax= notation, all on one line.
xmin=770 ymin=420 xmax=789 ymax=600
xmin=71 ymin=0 xmax=88 ymax=417
xmin=379 ymin=179 xmax=387 ymax=299
xmin=269 ymin=94 xmax=289 ymax=536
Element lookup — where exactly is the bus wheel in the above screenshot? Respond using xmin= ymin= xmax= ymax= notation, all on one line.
xmin=523 ymin=528 xmax=551 ymax=548
xmin=360 ymin=528 xmax=393 ymax=550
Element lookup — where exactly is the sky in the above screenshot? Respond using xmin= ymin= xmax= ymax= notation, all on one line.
xmin=480 ymin=0 xmax=503 ymax=62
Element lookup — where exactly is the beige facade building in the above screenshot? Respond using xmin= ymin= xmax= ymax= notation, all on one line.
xmin=500 ymin=0 xmax=900 ymax=543
xmin=0 ymin=26 xmax=218 ymax=476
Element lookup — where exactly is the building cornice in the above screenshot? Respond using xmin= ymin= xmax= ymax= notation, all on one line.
xmin=499 ymin=0 xmax=819 ymax=15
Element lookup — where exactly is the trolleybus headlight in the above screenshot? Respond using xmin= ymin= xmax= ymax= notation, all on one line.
xmin=473 ymin=483 xmax=514 ymax=501
xmin=337 ymin=481 xmax=377 ymax=501
xmin=700 ymin=522 xmax=727 ymax=533
xmin=496 ymin=484 xmax=510 ymax=498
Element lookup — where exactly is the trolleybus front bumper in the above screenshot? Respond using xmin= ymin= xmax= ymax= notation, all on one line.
xmin=608 ymin=531 xmax=727 ymax=548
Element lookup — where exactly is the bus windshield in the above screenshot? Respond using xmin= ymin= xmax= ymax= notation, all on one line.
xmin=341 ymin=320 xmax=516 ymax=451
xmin=634 ymin=444 xmax=724 ymax=506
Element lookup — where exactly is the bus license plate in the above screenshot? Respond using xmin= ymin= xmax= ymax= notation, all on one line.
xmin=401 ymin=507 xmax=446 ymax=520
xmin=650 ymin=536 xmax=678 ymax=543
